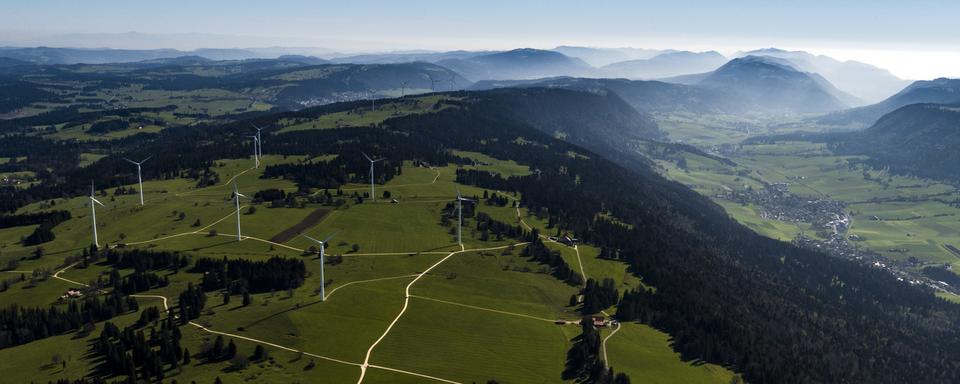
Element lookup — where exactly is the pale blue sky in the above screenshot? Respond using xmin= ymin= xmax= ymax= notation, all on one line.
xmin=2 ymin=0 xmax=959 ymax=78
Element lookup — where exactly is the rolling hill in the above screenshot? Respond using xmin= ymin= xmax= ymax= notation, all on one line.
xmin=436 ymin=48 xmax=595 ymax=81
xmin=832 ymin=103 xmax=960 ymax=182
xmin=550 ymin=46 xmax=665 ymax=67
xmin=738 ymin=48 xmax=909 ymax=103
xmin=695 ymin=55 xmax=854 ymax=114
xmin=818 ymin=77 xmax=960 ymax=127
xmin=602 ymin=51 xmax=727 ymax=79
xmin=0 ymin=46 xmax=264 ymax=64
xmin=469 ymin=77 xmax=741 ymax=114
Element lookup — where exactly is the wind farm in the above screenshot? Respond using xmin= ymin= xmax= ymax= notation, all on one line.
xmin=2 ymin=2 xmax=958 ymax=384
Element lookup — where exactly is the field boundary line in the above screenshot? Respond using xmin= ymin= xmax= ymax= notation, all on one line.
xmin=409 ymin=294 xmax=575 ymax=324
xmin=368 ymin=364 xmax=461 ymax=384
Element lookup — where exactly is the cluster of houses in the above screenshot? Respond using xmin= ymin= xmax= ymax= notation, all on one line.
xmin=59 ymin=288 xmax=83 ymax=301
xmin=548 ymin=235 xmax=580 ymax=247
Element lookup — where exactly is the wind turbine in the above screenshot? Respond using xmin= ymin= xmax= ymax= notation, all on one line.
xmin=89 ymin=182 xmax=105 ymax=248
xmin=399 ymin=80 xmax=409 ymax=97
xmin=361 ymin=152 xmax=385 ymax=201
xmin=231 ymin=182 xmax=249 ymax=241
xmin=455 ymin=187 xmax=475 ymax=245
xmin=426 ymin=73 xmax=437 ymax=92
xmin=251 ymin=124 xmax=264 ymax=160
xmin=447 ymin=73 xmax=457 ymax=91
xmin=367 ymin=89 xmax=377 ymax=111
xmin=248 ymin=135 xmax=260 ymax=168
xmin=123 ymin=155 xmax=152 ymax=206
xmin=302 ymin=232 xmax=337 ymax=301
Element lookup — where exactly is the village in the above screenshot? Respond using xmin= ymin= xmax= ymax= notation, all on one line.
xmin=718 ymin=181 xmax=960 ymax=296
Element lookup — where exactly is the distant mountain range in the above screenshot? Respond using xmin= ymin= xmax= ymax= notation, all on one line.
xmin=831 ymin=103 xmax=960 ymax=182
xmin=693 ymin=55 xmax=855 ymax=114
xmin=737 ymin=48 xmax=910 ymax=104
xmin=471 ymin=56 xmax=858 ymax=115
xmin=0 ymin=46 xmax=268 ymax=64
xmin=550 ymin=46 xmax=666 ymax=67
xmin=436 ymin=48 xmax=595 ymax=81
xmin=0 ymin=45 xmax=920 ymax=114
xmin=328 ymin=50 xmax=493 ymax=65
xmin=818 ymin=77 xmax=960 ymax=127
xmin=602 ymin=51 xmax=728 ymax=79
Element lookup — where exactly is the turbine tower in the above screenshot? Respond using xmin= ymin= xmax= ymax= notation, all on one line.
xmin=231 ymin=182 xmax=249 ymax=241
xmin=362 ymin=152 xmax=385 ymax=201
xmin=448 ymin=73 xmax=457 ymax=91
xmin=123 ymin=155 xmax=152 ymax=206
xmin=367 ymin=89 xmax=377 ymax=111
xmin=302 ymin=232 xmax=337 ymax=301
xmin=249 ymin=135 xmax=260 ymax=168
xmin=251 ymin=124 xmax=264 ymax=160
xmin=89 ymin=182 xmax=105 ymax=248
xmin=400 ymin=80 xmax=409 ymax=97
xmin=456 ymin=187 xmax=475 ymax=245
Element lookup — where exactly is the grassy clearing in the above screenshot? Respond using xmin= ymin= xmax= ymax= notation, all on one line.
xmin=606 ymin=323 xmax=736 ymax=384
xmin=277 ymin=95 xmax=458 ymax=133
xmin=371 ymin=298 xmax=576 ymax=383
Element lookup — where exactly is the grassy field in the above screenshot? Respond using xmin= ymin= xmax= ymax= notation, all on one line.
xmin=605 ymin=323 xmax=737 ymax=384
xmin=0 ymin=129 xmax=737 ymax=382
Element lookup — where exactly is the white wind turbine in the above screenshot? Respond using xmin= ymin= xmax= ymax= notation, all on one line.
xmin=362 ymin=152 xmax=385 ymax=201
xmin=400 ymin=80 xmax=409 ymax=97
xmin=248 ymin=135 xmax=260 ymax=168
xmin=367 ymin=88 xmax=377 ymax=111
xmin=231 ymin=182 xmax=250 ymax=241
xmin=456 ymin=187 xmax=475 ymax=245
xmin=89 ymin=182 xmax=105 ymax=248
xmin=123 ymin=155 xmax=152 ymax=206
xmin=302 ymin=232 xmax=337 ymax=301
xmin=251 ymin=124 xmax=264 ymax=160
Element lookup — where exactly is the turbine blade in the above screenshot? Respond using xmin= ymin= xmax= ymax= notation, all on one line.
xmin=301 ymin=234 xmax=322 ymax=244
xmin=140 ymin=155 xmax=153 ymax=164
xmin=361 ymin=152 xmax=373 ymax=162
xmin=322 ymin=231 xmax=339 ymax=243
xmin=123 ymin=157 xmax=137 ymax=165
xmin=235 ymin=192 xmax=249 ymax=199
xmin=91 ymin=197 xmax=105 ymax=207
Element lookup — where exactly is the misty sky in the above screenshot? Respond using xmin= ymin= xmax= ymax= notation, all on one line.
xmin=2 ymin=0 xmax=959 ymax=79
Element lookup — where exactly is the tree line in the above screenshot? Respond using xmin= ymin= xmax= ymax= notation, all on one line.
xmin=191 ymin=256 xmax=306 ymax=294
xmin=0 ymin=291 xmax=138 ymax=349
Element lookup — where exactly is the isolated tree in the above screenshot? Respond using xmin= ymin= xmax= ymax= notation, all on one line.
xmin=242 ymin=291 xmax=252 ymax=306
xmin=252 ymin=345 xmax=268 ymax=361
xmin=222 ymin=292 xmax=230 ymax=306
xmin=225 ymin=340 xmax=237 ymax=359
